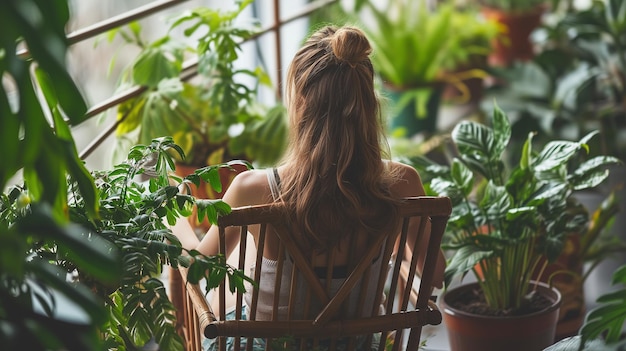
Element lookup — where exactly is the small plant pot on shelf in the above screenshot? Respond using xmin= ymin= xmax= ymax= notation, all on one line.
xmin=481 ymin=5 xmax=545 ymax=67
xmin=441 ymin=281 xmax=562 ymax=351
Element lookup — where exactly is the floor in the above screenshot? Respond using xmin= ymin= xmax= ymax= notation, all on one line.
xmin=422 ymin=324 xmax=450 ymax=351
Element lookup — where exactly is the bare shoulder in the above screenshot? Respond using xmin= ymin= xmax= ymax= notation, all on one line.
xmin=222 ymin=169 xmax=273 ymax=207
xmin=387 ymin=160 xmax=426 ymax=198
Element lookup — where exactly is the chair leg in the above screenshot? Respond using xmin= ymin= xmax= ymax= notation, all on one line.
xmin=169 ymin=266 xmax=187 ymax=344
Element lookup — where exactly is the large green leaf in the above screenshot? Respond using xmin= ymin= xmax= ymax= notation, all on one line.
xmin=580 ymin=265 xmax=626 ymax=345
xmin=581 ymin=289 xmax=626 ymax=344
xmin=34 ymin=66 xmax=100 ymax=219
xmin=533 ymin=140 xmax=581 ymax=172
xmin=430 ymin=178 xmax=464 ymax=204
xmin=17 ymin=205 xmax=121 ymax=286
xmin=444 ymin=245 xmax=494 ymax=287
xmin=480 ymin=181 xmax=511 ymax=223
xmin=568 ymin=156 xmax=621 ymax=190
xmin=452 ymin=121 xmax=504 ymax=180
xmin=451 ymin=159 xmax=474 ymax=197
xmin=132 ymin=41 xmax=184 ymax=88
xmin=9 ymin=0 xmax=87 ymax=123
xmin=28 ymin=260 xmax=107 ymax=325
xmin=491 ymin=103 xmax=511 ymax=159
xmin=452 ymin=121 xmax=494 ymax=159
xmin=0 ymin=84 xmax=21 ymax=191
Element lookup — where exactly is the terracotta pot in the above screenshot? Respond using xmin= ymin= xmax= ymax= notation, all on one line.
xmin=532 ymin=234 xmax=585 ymax=341
xmin=481 ymin=6 xmax=545 ymax=67
xmin=441 ymin=281 xmax=562 ymax=351
xmin=175 ymin=162 xmax=248 ymax=233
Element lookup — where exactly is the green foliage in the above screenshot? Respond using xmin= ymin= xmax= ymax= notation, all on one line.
xmin=580 ymin=264 xmax=626 ymax=344
xmin=356 ymin=0 xmax=457 ymax=87
xmin=112 ymin=0 xmax=287 ymax=167
xmin=544 ymin=265 xmax=626 ymax=351
xmin=354 ymin=0 xmax=498 ymax=84
xmin=350 ymin=0 xmax=498 ymax=125
xmin=443 ymin=8 xmax=501 ymax=70
xmin=416 ymin=104 xmax=620 ymax=312
xmin=6 ymin=137 xmax=254 ymax=350
xmin=1 ymin=0 xmax=121 ymax=349
xmin=67 ymin=137 xmax=253 ymax=350
xmin=484 ymin=0 xmax=626 ymax=160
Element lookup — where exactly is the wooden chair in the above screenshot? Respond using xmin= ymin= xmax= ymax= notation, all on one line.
xmin=174 ymin=196 xmax=451 ymax=351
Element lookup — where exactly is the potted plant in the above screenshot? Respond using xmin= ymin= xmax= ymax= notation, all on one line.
xmin=352 ymin=0 xmax=491 ymax=137
xmin=482 ymin=0 xmax=626 ymax=160
xmin=0 ymin=0 xmax=125 ymax=349
xmin=111 ymin=0 xmax=287 ymax=170
xmin=476 ymin=0 xmax=548 ymax=66
xmin=441 ymin=6 xmax=502 ymax=104
xmin=109 ymin=0 xmax=287 ymax=232
xmin=1 ymin=1 xmax=243 ymax=349
xmin=544 ymin=263 xmax=626 ymax=351
xmin=4 ymin=137 xmax=253 ymax=351
xmin=481 ymin=1 xmax=626 ymax=328
xmin=417 ymin=104 xmax=620 ymax=351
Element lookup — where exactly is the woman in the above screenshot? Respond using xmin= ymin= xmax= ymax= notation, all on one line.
xmin=173 ymin=25 xmax=445 ymax=350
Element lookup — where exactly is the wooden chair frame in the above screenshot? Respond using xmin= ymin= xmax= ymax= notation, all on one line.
xmin=173 ymin=196 xmax=451 ymax=351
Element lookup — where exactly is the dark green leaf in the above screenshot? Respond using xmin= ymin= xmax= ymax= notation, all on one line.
xmin=444 ymin=245 xmax=493 ymax=287
xmin=17 ymin=205 xmax=121 ymax=285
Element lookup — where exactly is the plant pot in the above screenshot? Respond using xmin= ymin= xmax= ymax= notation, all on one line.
xmin=441 ymin=281 xmax=562 ymax=351
xmin=532 ymin=234 xmax=585 ymax=341
xmin=481 ymin=6 xmax=545 ymax=67
xmin=175 ymin=162 xmax=248 ymax=233
xmin=384 ymin=82 xmax=445 ymax=138
xmin=443 ymin=56 xmax=489 ymax=105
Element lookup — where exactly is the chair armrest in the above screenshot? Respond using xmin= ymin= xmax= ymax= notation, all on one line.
xmin=178 ymin=266 xmax=218 ymax=338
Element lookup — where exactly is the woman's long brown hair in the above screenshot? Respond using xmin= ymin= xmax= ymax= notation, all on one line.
xmin=280 ymin=25 xmax=400 ymax=251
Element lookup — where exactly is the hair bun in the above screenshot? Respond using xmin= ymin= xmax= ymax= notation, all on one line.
xmin=330 ymin=26 xmax=372 ymax=66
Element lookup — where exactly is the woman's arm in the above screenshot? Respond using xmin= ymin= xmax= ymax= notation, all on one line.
xmin=390 ymin=161 xmax=446 ymax=289
xmin=171 ymin=169 xmax=271 ymax=258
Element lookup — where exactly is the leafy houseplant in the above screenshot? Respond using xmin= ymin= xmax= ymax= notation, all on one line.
xmin=543 ymin=0 xmax=625 ymax=160
xmin=419 ymin=104 xmax=620 ymax=350
xmin=484 ymin=0 xmax=626 ymax=160
xmin=112 ymin=0 xmax=287 ymax=168
xmin=545 ymin=264 xmax=626 ymax=351
xmin=5 ymin=137 xmax=253 ymax=351
xmin=480 ymin=4 xmax=626 ymax=327
xmin=0 ymin=0 xmax=124 ymax=350
xmin=441 ymin=7 xmax=501 ymax=104
xmin=352 ymin=0 xmax=493 ymax=137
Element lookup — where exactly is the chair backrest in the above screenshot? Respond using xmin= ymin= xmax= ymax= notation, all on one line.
xmin=176 ymin=196 xmax=451 ymax=351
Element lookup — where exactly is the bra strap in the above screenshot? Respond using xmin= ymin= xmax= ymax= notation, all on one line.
xmin=266 ymin=168 xmax=281 ymax=201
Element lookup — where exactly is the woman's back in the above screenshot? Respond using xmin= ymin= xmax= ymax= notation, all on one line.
xmin=241 ymin=168 xmax=390 ymax=321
